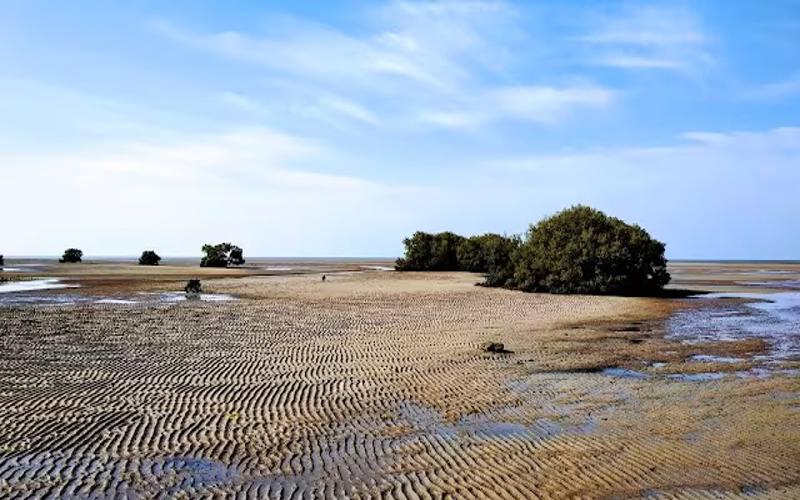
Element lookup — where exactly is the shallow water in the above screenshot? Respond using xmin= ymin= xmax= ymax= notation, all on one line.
xmin=744 ymin=280 xmax=800 ymax=290
xmin=397 ymin=401 xmax=565 ymax=441
xmin=666 ymin=291 xmax=800 ymax=366
xmin=0 ymin=278 xmax=76 ymax=294
xmin=667 ymin=373 xmax=726 ymax=382
xmin=691 ymin=354 xmax=743 ymax=363
xmin=0 ymin=288 xmax=236 ymax=306
xmin=151 ymin=292 xmax=237 ymax=302
xmin=601 ymin=367 xmax=650 ymax=379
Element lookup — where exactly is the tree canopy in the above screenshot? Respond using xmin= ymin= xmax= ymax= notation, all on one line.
xmin=59 ymin=248 xmax=83 ymax=263
xmin=200 ymin=243 xmax=245 ymax=268
xmin=395 ymin=205 xmax=670 ymax=295
xmin=395 ymin=232 xmax=465 ymax=271
xmin=0 ymin=254 xmax=4 ymax=267
xmin=512 ymin=206 xmax=670 ymax=295
xmin=138 ymin=250 xmax=162 ymax=266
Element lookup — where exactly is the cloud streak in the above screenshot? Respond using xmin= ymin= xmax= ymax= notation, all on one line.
xmin=577 ymin=5 xmax=714 ymax=75
xmin=152 ymin=1 xmax=613 ymax=130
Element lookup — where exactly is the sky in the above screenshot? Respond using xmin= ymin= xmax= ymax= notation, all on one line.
xmin=1 ymin=0 xmax=799 ymax=259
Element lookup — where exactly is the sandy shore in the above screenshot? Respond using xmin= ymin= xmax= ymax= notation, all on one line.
xmin=0 ymin=265 xmax=798 ymax=497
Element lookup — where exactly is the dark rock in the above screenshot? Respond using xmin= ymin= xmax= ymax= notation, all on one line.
xmin=482 ymin=342 xmax=509 ymax=353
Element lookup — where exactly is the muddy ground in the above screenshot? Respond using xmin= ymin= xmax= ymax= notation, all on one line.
xmin=0 ymin=263 xmax=798 ymax=498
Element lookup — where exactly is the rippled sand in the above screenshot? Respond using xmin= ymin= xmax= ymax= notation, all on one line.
xmin=0 ymin=270 xmax=798 ymax=498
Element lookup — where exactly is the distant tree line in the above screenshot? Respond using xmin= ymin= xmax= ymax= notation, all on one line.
xmin=395 ymin=205 xmax=671 ymax=295
xmin=50 ymin=243 xmax=246 ymax=268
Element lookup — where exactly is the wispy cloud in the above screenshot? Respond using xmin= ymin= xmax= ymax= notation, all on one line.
xmin=745 ymin=73 xmax=800 ymax=100
xmin=151 ymin=1 xmax=613 ymax=130
xmin=577 ymin=5 xmax=714 ymax=75
xmin=420 ymin=84 xmax=613 ymax=129
xmin=1 ymin=126 xmax=459 ymax=256
xmin=491 ymin=127 xmax=800 ymax=258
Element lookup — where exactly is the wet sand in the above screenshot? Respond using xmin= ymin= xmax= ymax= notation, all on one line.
xmin=0 ymin=262 xmax=798 ymax=497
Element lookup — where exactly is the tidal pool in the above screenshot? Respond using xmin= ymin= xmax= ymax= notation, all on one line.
xmin=0 ymin=278 xmax=76 ymax=294
xmin=666 ymin=291 xmax=800 ymax=369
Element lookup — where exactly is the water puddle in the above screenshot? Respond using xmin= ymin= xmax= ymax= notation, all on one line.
xmin=147 ymin=292 xmax=237 ymax=302
xmin=690 ymin=354 xmax=743 ymax=363
xmin=743 ymin=280 xmax=800 ymax=290
xmin=666 ymin=291 xmax=800 ymax=375
xmin=0 ymin=286 xmax=237 ymax=307
xmin=360 ymin=266 xmax=394 ymax=272
xmin=601 ymin=367 xmax=650 ymax=380
xmin=396 ymin=402 xmax=563 ymax=441
xmin=263 ymin=266 xmax=293 ymax=271
xmin=0 ymin=264 xmax=40 ymax=272
xmin=0 ymin=278 xmax=77 ymax=294
xmin=667 ymin=373 xmax=726 ymax=382
xmin=145 ymin=455 xmax=238 ymax=484
xmin=95 ymin=298 xmax=138 ymax=305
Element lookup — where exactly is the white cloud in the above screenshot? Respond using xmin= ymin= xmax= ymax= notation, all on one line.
xmin=4 ymin=123 xmax=798 ymax=259
xmin=0 ymin=127 xmax=463 ymax=256
xmin=421 ymin=84 xmax=613 ymax=129
xmin=745 ymin=73 xmax=800 ymax=100
xmin=490 ymin=127 xmax=800 ymax=258
xmin=577 ymin=6 xmax=714 ymax=74
xmin=152 ymin=1 xmax=613 ymax=130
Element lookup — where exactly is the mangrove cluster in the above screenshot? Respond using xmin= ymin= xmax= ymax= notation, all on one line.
xmin=396 ymin=205 xmax=671 ymax=295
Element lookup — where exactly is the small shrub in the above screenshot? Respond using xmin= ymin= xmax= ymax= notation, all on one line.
xmin=511 ymin=205 xmax=670 ymax=295
xmin=138 ymin=250 xmax=161 ymax=266
xmin=200 ymin=243 xmax=245 ymax=268
xmin=59 ymin=248 xmax=83 ymax=263
xmin=184 ymin=279 xmax=202 ymax=296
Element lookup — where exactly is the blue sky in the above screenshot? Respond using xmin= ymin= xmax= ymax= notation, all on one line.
xmin=2 ymin=1 xmax=799 ymax=259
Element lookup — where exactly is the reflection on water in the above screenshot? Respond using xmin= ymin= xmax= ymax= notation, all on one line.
xmin=0 ymin=289 xmax=237 ymax=306
xmin=666 ymin=292 xmax=800 ymax=366
xmin=0 ymin=278 xmax=76 ymax=294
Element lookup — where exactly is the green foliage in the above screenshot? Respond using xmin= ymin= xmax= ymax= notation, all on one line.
xmin=59 ymin=248 xmax=83 ymax=263
xmin=511 ymin=205 xmax=670 ymax=295
xmin=228 ymin=246 xmax=245 ymax=266
xmin=395 ymin=206 xmax=670 ymax=295
xmin=0 ymin=254 xmax=4 ymax=267
xmin=456 ymin=233 xmax=519 ymax=279
xmin=455 ymin=237 xmax=484 ymax=272
xmin=200 ymin=243 xmax=245 ymax=268
xmin=395 ymin=231 xmax=465 ymax=271
xmin=395 ymin=231 xmax=519 ymax=278
xmin=138 ymin=250 xmax=161 ymax=266
xmin=482 ymin=234 xmax=521 ymax=288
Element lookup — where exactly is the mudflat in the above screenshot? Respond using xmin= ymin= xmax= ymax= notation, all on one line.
xmin=0 ymin=262 xmax=798 ymax=498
